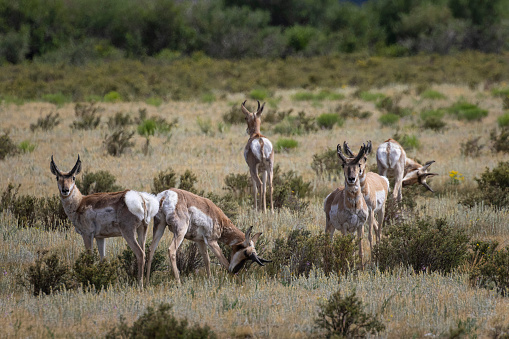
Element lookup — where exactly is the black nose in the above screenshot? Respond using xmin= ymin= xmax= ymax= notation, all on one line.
xmin=62 ymin=188 xmax=69 ymax=194
xmin=347 ymin=177 xmax=356 ymax=183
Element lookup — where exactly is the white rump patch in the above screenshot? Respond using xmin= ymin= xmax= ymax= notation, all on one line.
xmin=157 ymin=190 xmax=178 ymax=216
xmin=250 ymin=138 xmax=273 ymax=161
xmin=125 ymin=190 xmax=159 ymax=223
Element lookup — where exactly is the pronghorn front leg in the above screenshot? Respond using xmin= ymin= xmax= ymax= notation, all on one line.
xmin=82 ymin=233 xmax=94 ymax=254
xmin=96 ymin=238 xmax=105 ymax=259
xmin=261 ymin=171 xmax=268 ymax=213
xmin=249 ymin=166 xmax=262 ymax=211
xmin=196 ymin=241 xmax=211 ymax=278
xmin=146 ymin=216 xmax=166 ymax=284
xmin=207 ymin=240 xmax=230 ymax=270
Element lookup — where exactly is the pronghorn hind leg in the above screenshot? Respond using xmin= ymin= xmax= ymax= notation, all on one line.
xmin=120 ymin=228 xmax=145 ymax=289
xmin=249 ymin=167 xmax=262 ymax=211
xmin=196 ymin=241 xmax=211 ymax=278
xmin=261 ymin=171 xmax=267 ymax=213
xmin=168 ymin=231 xmax=186 ymax=285
xmin=96 ymin=238 xmax=105 ymax=260
xmin=146 ymin=217 xmax=166 ymax=284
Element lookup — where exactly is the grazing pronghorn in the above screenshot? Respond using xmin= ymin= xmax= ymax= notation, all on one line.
xmin=50 ymin=155 xmax=158 ymax=289
xmin=343 ymin=141 xmax=389 ymax=248
xmin=376 ymin=138 xmax=437 ymax=202
xmin=241 ymin=100 xmax=274 ymax=213
xmin=146 ymin=188 xmax=270 ymax=285
xmin=324 ymin=143 xmax=370 ymax=263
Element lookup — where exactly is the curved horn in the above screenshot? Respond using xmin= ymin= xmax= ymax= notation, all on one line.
xmin=337 ymin=144 xmax=347 ymax=163
xmin=343 ymin=141 xmax=354 ymax=157
xmin=241 ymin=100 xmax=250 ymax=116
xmin=365 ymin=140 xmax=372 ymax=155
xmin=421 ymin=181 xmax=434 ymax=192
xmin=352 ymin=143 xmax=367 ymax=164
xmin=421 ymin=160 xmax=435 ymax=171
xmin=50 ymin=155 xmax=62 ymax=176
xmin=258 ymin=257 xmax=272 ymax=264
xmin=257 ymin=100 xmax=260 ymax=112
xmin=249 ymin=253 xmax=265 ymax=266
xmin=70 ymin=155 xmax=82 ymax=176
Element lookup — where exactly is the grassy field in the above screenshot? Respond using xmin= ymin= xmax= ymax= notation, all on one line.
xmin=1 ymin=80 xmax=509 ymax=337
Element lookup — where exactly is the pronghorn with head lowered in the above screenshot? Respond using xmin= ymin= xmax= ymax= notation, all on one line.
xmin=324 ymin=142 xmax=370 ymax=263
xmin=242 ymin=100 xmax=274 ymax=213
xmin=146 ymin=188 xmax=270 ymax=285
xmin=50 ymin=155 xmax=158 ymax=289
xmin=343 ymin=141 xmax=389 ymax=248
xmin=376 ymin=139 xmax=437 ymax=202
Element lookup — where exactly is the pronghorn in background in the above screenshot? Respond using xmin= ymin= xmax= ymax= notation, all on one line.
xmin=242 ymin=100 xmax=274 ymax=213
xmin=50 ymin=155 xmax=158 ymax=289
xmin=146 ymin=188 xmax=270 ymax=285
xmin=343 ymin=141 xmax=389 ymax=249
xmin=324 ymin=143 xmax=370 ymax=263
xmin=376 ymin=138 xmax=437 ymax=202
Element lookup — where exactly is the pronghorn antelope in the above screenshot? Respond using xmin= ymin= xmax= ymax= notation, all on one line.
xmin=146 ymin=188 xmax=270 ymax=285
xmin=242 ymin=100 xmax=274 ymax=213
xmin=376 ymin=138 xmax=437 ymax=202
xmin=343 ymin=141 xmax=389 ymax=248
xmin=324 ymin=143 xmax=370 ymax=263
xmin=50 ymin=155 xmax=158 ymax=289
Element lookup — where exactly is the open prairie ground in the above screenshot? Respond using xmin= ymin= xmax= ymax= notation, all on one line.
xmin=1 ymin=81 xmax=509 ymax=338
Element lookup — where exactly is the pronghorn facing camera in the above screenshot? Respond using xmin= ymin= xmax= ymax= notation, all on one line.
xmin=242 ymin=100 xmax=274 ymax=213
xmin=376 ymin=138 xmax=437 ymax=202
xmin=324 ymin=143 xmax=370 ymax=264
xmin=50 ymin=155 xmax=158 ymax=289
xmin=343 ymin=141 xmax=389 ymax=249
xmin=147 ymin=188 xmax=270 ymax=285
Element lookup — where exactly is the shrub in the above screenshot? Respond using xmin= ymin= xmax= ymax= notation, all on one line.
xmin=106 ymin=303 xmax=216 ymax=339
xmin=491 ymin=87 xmax=509 ymax=98
xmin=71 ymin=102 xmax=102 ymax=130
xmin=311 ymin=148 xmax=342 ymax=180
xmin=179 ymin=169 xmax=199 ymax=192
xmin=275 ymin=138 xmax=298 ymax=152
xmin=118 ymin=241 xmax=167 ymax=283
xmin=107 ymin=112 xmax=133 ymax=129
xmin=76 ymin=170 xmax=123 ymax=195
xmin=378 ymin=113 xmax=399 ymax=127
xmin=315 ymin=289 xmax=385 ymax=338
xmin=222 ymin=104 xmax=245 ymax=125
xmin=273 ymin=111 xmax=316 ymax=135
xmin=357 ymin=91 xmax=385 ymax=102
xmin=392 ymin=129 xmax=420 ymax=150
xmin=73 ymin=250 xmax=119 ymax=291
xmin=498 ymin=113 xmax=509 ymax=129
xmin=373 ymin=218 xmax=470 ymax=274
xmin=447 ymin=101 xmax=488 ymax=121
xmin=490 ymin=128 xmax=509 ymax=153
xmin=271 ymin=165 xmax=312 ymax=212
xmin=30 ymin=112 xmax=61 ymax=132
xmin=204 ymin=192 xmax=239 ymax=221
xmin=41 ymin=92 xmax=70 ymax=106
xmin=292 ymin=90 xmax=344 ymax=101
xmin=196 ymin=117 xmax=214 ymax=136
xmin=420 ymin=90 xmax=446 ymax=100
xmin=223 ymin=173 xmax=251 ymax=199
xmin=336 ymin=103 xmax=372 ymax=120
xmin=138 ymin=119 xmax=158 ymax=155
xmin=146 ymin=96 xmax=163 ymax=106
xmin=175 ymin=242 xmax=204 ymax=278
xmin=264 ymin=108 xmax=293 ymax=124
xmin=27 ymin=250 xmax=73 ymax=296
xmin=460 ymin=136 xmax=484 ymax=157
xmin=151 ymin=168 xmax=178 ymax=194
xmin=460 ymin=161 xmax=509 ymax=208
xmin=420 ymin=109 xmax=447 ymax=131
xmin=376 ymin=95 xmax=411 ymax=117
xmin=103 ymin=128 xmax=135 ymax=156
xmin=18 ymin=140 xmax=36 ymax=153
xmin=268 ymin=229 xmax=358 ymax=278
xmin=0 ymin=132 xmax=19 ymax=160
xmin=469 ymin=240 xmax=509 ymax=296
xmin=249 ymin=88 xmax=270 ymax=100
xmin=316 ymin=113 xmax=343 ymax=129
xmin=104 ymin=91 xmax=122 ymax=102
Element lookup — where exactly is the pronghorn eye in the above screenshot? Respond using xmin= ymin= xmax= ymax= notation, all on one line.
xmin=73 ymin=176 xmax=76 ymax=181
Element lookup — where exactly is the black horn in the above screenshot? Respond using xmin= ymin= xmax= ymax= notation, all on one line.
xmin=70 ymin=155 xmax=82 ymax=176
xmin=343 ymin=141 xmax=354 ymax=157
xmin=50 ymin=155 xmax=61 ymax=176
xmin=337 ymin=144 xmax=347 ymax=163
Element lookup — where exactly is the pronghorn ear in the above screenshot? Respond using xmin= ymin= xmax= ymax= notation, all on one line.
xmin=243 ymin=226 xmax=254 ymax=246
xmin=50 ymin=155 xmax=60 ymax=176
xmin=251 ymin=232 xmax=262 ymax=244
xmin=241 ymin=100 xmax=251 ymax=117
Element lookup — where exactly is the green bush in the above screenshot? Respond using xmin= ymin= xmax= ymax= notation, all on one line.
xmin=311 ymin=148 xmax=342 ymax=180
xmin=103 ymin=128 xmax=135 ymax=156
xmin=292 ymin=90 xmax=344 ymax=102
xmin=73 ymin=250 xmax=119 ymax=291
xmin=420 ymin=90 xmax=446 ymax=100
xmin=249 ymin=88 xmax=270 ymax=100
xmin=71 ymin=103 xmax=102 ymax=130
xmin=315 ymin=289 xmax=385 ymax=338
xmin=0 ymin=132 xmax=19 ymax=160
xmin=106 ymin=303 xmax=216 ymax=339
xmin=200 ymin=93 xmax=216 ymax=103
xmin=152 ymin=168 xmax=178 ymax=194
xmin=27 ymin=250 xmax=73 ymax=296
xmin=107 ymin=112 xmax=133 ymax=129
xmin=273 ymin=111 xmax=316 ymax=135
xmin=316 ymin=113 xmax=343 ymax=129
xmin=498 ymin=113 xmax=509 ymax=129
xmin=336 ymin=103 xmax=372 ymax=120
xmin=469 ymin=240 xmax=509 ymax=296
xmin=175 ymin=242 xmax=204 ymax=278
xmin=179 ymin=170 xmax=199 ymax=192
xmin=271 ymin=165 xmax=312 ymax=213
xmin=447 ymin=101 xmax=488 ymax=121
xmin=76 ymin=170 xmax=123 ymax=195
xmin=41 ymin=92 xmax=70 ymax=106
xmin=30 ymin=112 xmax=61 ymax=132
xmin=104 ymin=91 xmax=122 ymax=102
xmin=373 ymin=218 xmax=470 ymax=273
xmin=268 ymin=229 xmax=358 ymax=279
xmin=223 ymin=172 xmax=251 ymax=199
xmin=146 ymin=96 xmax=163 ymax=106
xmin=357 ymin=91 xmax=386 ymax=102
xmin=491 ymin=87 xmax=509 ymax=98
xmin=275 ymin=138 xmax=298 ymax=152
xmin=420 ymin=109 xmax=447 ymax=131
xmin=376 ymin=96 xmax=411 ymax=117
xmin=378 ymin=113 xmax=399 ymax=127
xmin=118 ymin=241 xmax=167 ymax=283
xmin=18 ymin=140 xmax=36 ymax=153
xmin=460 ymin=161 xmax=509 ymax=208
xmin=222 ymin=104 xmax=245 ymax=125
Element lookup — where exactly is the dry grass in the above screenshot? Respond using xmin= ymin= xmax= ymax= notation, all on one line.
xmin=1 ymin=84 xmax=509 ymax=338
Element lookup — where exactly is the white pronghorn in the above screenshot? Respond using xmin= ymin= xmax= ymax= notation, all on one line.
xmin=376 ymin=138 xmax=437 ymax=202
xmin=242 ymin=100 xmax=274 ymax=213
xmin=50 ymin=155 xmax=158 ymax=289
xmin=343 ymin=141 xmax=389 ymax=249
xmin=146 ymin=188 xmax=270 ymax=285
xmin=324 ymin=143 xmax=370 ymax=263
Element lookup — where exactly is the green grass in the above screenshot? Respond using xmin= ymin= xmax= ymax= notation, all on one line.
xmin=146 ymin=96 xmax=163 ymax=107
xmin=275 ymin=138 xmax=298 ymax=152
xmin=316 ymin=113 xmax=343 ymax=129
xmin=420 ymin=90 xmax=447 ymax=100
xmin=18 ymin=140 xmax=36 ymax=153
xmin=41 ymin=93 xmax=71 ymax=106
xmin=104 ymin=91 xmax=122 ymax=102
xmin=357 ymin=91 xmax=386 ymax=102
xmin=498 ymin=112 xmax=509 ymax=128
xmin=447 ymin=101 xmax=488 ymax=122
xmin=491 ymin=87 xmax=509 ymax=98
xmin=378 ymin=113 xmax=399 ymax=126
xmin=249 ymin=88 xmax=270 ymax=101
xmin=292 ymin=90 xmax=345 ymax=102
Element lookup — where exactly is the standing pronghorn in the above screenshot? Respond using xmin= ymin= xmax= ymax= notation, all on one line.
xmin=241 ymin=100 xmax=274 ymax=213
xmin=343 ymin=141 xmax=389 ymax=249
xmin=376 ymin=138 xmax=437 ymax=202
xmin=324 ymin=143 xmax=370 ymax=263
xmin=50 ymin=155 xmax=158 ymax=289
xmin=146 ymin=188 xmax=270 ymax=285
